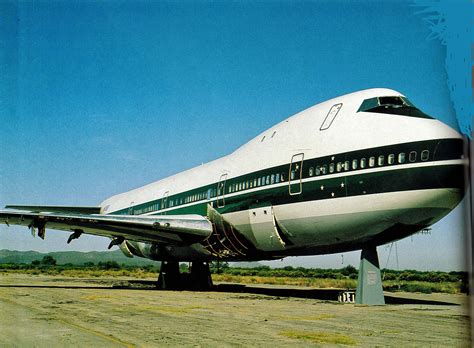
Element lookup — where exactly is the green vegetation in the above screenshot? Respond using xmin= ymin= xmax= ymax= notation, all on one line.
xmin=0 ymin=256 xmax=160 ymax=278
xmin=212 ymin=265 xmax=468 ymax=294
xmin=0 ymin=249 xmax=157 ymax=266
xmin=0 ymin=252 xmax=467 ymax=294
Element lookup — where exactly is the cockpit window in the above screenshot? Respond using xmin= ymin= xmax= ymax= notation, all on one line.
xmin=357 ymin=96 xmax=433 ymax=119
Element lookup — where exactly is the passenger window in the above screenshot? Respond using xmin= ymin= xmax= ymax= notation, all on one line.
xmin=320 ymin=103 xmax=343 ymax=130
xmin=275 ymin=173 xmax=280 ymax=182
xmin=352 ymin=159 xmax=358 ymax=170
xmin=253 ymin=179 xmax=257 ymax=187
xmin=421 ymin=150 xmax=429 ymax=161
xmin=257 ymin=177 xmax=261 ymax=186
xmin=322 ymin=164 xmax=328 ymax=174
xmin=249 ymin=180 xmax=253 ymax=188
xmin=309 ymin=167 xmax=314 ymax=176
xmin=271 ymin=174 xmax=275 ymax=184
xmin=388 ymin=154 xmax=395 ymax=165
xmin=369 ymin=157 xmax=375 ymax=167
xmin=266 ymin=175 xmax=270 ymax=185
xmin=378 ymin=155 xmax=384 ymax=166
xmin=398 ymin=152 xmax=406 ymax=164
xmin=329 ymin=163 xmax=335 ymax=173
xmin=315 ymin=166 xmax=321 ymax=176
xmin=409 ymin=151 xmax=417 ymax=162
xmin=344 ymin=161 xmax=350 ymax=171
xmin=291 ymin=170 xmax=295 ymax=180
xmin=245 ymin=181 xmax=249 ymax=189
xmin=336 ymin=162 xmax=342 ymax=172
xmin=281 ymin=173 xmax=285 ymax=181
xmin=360 ymin=158 xmax=366 ymax=169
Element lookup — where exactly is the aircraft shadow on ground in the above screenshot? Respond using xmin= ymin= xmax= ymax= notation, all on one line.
xmin=0 ymin=280 xmax=459 ymax=306
xmin=213 ymin=284 xmax=459 ymax=306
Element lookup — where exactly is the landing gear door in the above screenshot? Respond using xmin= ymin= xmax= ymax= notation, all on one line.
xmin=217 ymin=174 xmax=227 ymax=208
xmin=248 ymin=206 xmax=286 ymax=251
xmin=289 ymin=153 xmax=304 ymax=195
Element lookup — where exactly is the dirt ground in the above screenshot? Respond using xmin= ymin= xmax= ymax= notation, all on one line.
xmin=0 ymin=273 xmax=470 ymax=347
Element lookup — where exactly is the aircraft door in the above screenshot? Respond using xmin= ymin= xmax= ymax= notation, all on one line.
xmin=289 ymin=153 xmax=304 ymax=195
xmin=217 ymin=174 xmax=227 ymax=208
xmin=161 ymin=191 xmax=169 ymax=215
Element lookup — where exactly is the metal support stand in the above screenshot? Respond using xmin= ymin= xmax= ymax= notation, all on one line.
xmin=190 ymin=261 xmax=213 ymax=290
xmin=157 ymin=261 xmax=181 ymax=289
xmin=355 ymin=245 xmax=385 ymax=305
xmin=157 ymin=261 xmax=213 ymax=290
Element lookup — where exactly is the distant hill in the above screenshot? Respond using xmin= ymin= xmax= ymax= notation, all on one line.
xmin=0 ymin=249 xmax=158 ymax=266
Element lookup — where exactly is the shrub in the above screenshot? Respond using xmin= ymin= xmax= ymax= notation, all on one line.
xmin=41 ymin=255 xmax=57 ymax=266
xmin=97 ymin=261 xmax=120 ymax=270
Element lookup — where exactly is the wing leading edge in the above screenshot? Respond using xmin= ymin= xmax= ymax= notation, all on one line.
xmin=0 ymin=208 xmax=213 ymax=246
xmin=5 ymin=205 xmax=102 ymax=215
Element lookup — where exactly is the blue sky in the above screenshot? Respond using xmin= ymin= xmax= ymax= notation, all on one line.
xmin=0 ymin=1 xmax=468 ymax=271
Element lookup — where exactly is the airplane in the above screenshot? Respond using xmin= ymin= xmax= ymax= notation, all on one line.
xmin=1 ymin=88 xmax=467 ymax=304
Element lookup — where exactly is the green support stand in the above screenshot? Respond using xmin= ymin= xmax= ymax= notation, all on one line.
xmin=355 ymin=245 xmax=385 ymax=305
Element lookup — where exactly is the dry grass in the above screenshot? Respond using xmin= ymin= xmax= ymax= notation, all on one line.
xmin=1 ymin=269 xmax=464 ymax=294
xmin=213 ymin=274 xmax=357 ymax=289
xmin=6 ymin=268 xmax=158 ymax=279
xmin=280 ymin=330 xmax=357 ymax=345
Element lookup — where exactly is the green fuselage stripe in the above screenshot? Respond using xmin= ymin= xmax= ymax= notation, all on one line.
xmin=109 ymin=138 xmax=464 ymax=217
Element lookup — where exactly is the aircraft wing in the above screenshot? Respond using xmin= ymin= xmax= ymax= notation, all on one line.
xmin=0 ymin=206 xmax=213 ymax=246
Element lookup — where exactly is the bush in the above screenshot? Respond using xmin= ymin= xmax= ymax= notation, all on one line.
xmin=97 ymin=261 xmax=120 ymax=270
xmin=341 ymin=265 xmax=357 ymax=277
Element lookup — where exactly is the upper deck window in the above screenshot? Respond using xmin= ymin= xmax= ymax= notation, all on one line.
xmin=357 ymin=96 xmax=433 ymax=119
xmin=320 ymin=103 xmax=343 ymax=130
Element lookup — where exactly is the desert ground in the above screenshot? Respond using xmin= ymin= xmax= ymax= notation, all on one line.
xmin=0 ymin=273 xmax=470 ymax=347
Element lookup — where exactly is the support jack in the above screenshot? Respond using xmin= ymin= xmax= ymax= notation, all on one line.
xmin=157 ymin=261 xmax=181 ymax=289
xmin=355 ymin=244 xmax=385 ymax=305
xmin=189 ymin=261 xmax=213 ymax=290
xmin=157 ymin=261 xmax=213 ymax=290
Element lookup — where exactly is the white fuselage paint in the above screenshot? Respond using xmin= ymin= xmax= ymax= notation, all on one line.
xmin=100 ymin=88 xmax=465 ymax=256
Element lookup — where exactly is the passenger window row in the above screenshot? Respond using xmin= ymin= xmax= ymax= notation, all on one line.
xmin=228 ymin=172 xmax=286 ymax=194
xmin=308 ymin=150 xmax=430 ymax=177
xmin=130 ymin=149 xmax=431 ymax=214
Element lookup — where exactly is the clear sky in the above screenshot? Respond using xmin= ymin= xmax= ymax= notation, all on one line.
xmin=0 ymin=1 xmax=469 ymax=271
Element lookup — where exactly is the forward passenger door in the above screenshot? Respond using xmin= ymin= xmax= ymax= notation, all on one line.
xmin=289 ymin=153 xmax=304 ymax=195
